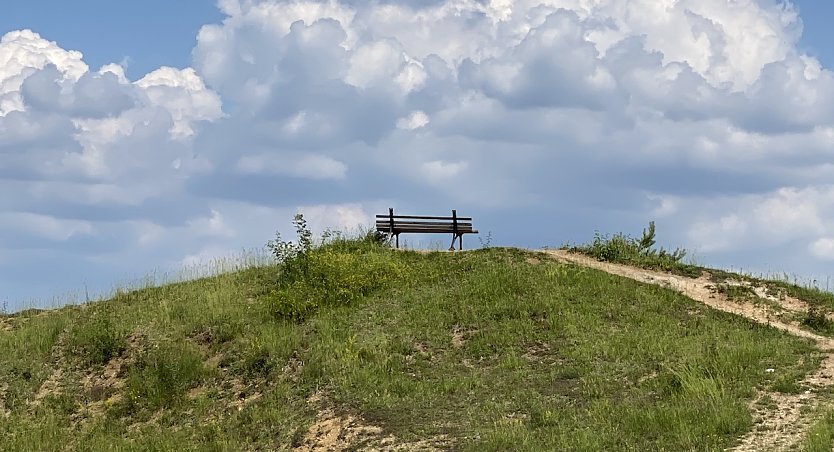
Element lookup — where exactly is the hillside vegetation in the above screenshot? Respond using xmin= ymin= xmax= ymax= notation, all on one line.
xmin=0 ymin=220 xmax=831 ymax=451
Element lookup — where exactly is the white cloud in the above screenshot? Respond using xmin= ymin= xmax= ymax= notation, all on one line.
xmin=421 ymin=160 xmax=468 ymax=181
xmin=0 ymin=212 xmax=93 ymax=241
xmin=810 ymin=238 xmax=834 ymax=261
xmin=689 ymin=214 xmax=748 ymax=253
xmin=136 ymin=67 xmax=223 ymax=139
xmin=186 ymin=209 xmax=236 ymax=238
xmin=396 ymin=110 xmax=429 ymax=130
xmin=0 ymin=30 xmax=88 ymax=115
xmin=298 ymin=203 xmax=371 ymax=233
xmin=6 ymin=0 xmax=834 ymax=308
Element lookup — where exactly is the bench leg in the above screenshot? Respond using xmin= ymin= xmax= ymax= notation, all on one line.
xmin=396 ymin=234 xmax=399 ymax=249
xmin=459 ymin=234 xmax=463 ymax=251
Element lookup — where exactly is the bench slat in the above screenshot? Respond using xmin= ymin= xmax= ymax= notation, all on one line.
xmin=376 ymin=226 xmax=477 ymax=233
xmin=375 ymin=214 xmax=473 ymax=221
xmin=375 ymin=221 xmax=473 ymax=228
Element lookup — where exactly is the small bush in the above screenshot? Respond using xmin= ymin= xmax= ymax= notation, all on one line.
xmin=714 ymin=284 xmax=757 ymax=302
xmin=121 ymin=341 xmax=208 ymax=413
xmin=267 ymin=214 xmax=315 ymax=283
xmin=570 ymin=221 xmax=696 ymax=276
xmin=265 ymin=215 xmax=403 ymax=321
xmin=68 ymin=313 xmax=126 ymax=366
xmin=267 ymin=250 xmax=406 ymax=321
xmin=802 ymin=306 xmax=834 ymax=335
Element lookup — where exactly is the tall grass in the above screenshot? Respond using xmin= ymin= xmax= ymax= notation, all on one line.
xmin=568 ymin=221 xmax=700 ymax=277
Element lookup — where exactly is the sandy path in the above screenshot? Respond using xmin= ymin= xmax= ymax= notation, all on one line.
xmin=544 ymin=249 xmax=834 ymax=452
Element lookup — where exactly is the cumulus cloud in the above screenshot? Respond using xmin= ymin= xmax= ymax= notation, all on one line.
xmin=136 ymin=67 xmax=223 ymax=138
xmin=4 ymin=0 xmax=834 ymax=308
xmin=0 ymin=30 xmax=88 ymax=115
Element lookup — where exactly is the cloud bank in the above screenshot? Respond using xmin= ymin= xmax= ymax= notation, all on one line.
xmin=2 ymin=0 xmax=834 ymax=308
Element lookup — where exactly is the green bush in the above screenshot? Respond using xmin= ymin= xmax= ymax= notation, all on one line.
xmin=267 ymin=249 xmax=406 ymax=321
xmin=121 ymin=341 xmax=208 ymax=413
xmin=265 ymin=215 xmax=403 ymax=321
xmin=67 ymin=313 xmax=126 ymax=366
xmin=802 ymin=306 xmax=834 ymax=335
xmin=570 ymin=221 xmax=696 ymax=275
xmin=267 ymin=214 xmax=315 ymax=283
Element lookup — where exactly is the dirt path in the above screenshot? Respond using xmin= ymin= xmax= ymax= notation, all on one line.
xmin=544 ymin=249 xmax=834 ymax=452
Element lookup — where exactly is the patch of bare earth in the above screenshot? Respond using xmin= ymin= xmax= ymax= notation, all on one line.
xmin=0 ymin=316 xmax=14 ymax=332
xmin=544 ymin=249 xmax=834 ymax=452
xmin=451 ymin=325 xmax=477 ymax=349
xmin=295 ymin=393 xmax=451 ymax=451
xmin=73 ymin=332 xmax=146 ymax=425
xmin=30 ymin=332 xmax=70 ymax=410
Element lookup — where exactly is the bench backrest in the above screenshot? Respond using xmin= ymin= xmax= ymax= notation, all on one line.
xmin=375 ymin=209 xmax=475 ymax=234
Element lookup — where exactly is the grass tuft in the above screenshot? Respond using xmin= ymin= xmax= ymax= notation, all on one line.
xmin=120 ymin=341 xmax=209 ymax=414
xmin=569 ymin=221 xmax=701 ymax=277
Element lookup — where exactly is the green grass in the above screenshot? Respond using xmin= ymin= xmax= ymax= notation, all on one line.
xmin=712 ymin=283 xmax=758 ymax=303
xmin=0 ymin=234 xmax=825 ymax=450
xmin=566 ymin=222 xmax=702 ymax=278
xmin=570 ymin=224 xmax=834 ymax=323
xmin=767 ymin=281 xmax=834 ymax=313
xmin=800 ymin=406 xmax=834 ymax=451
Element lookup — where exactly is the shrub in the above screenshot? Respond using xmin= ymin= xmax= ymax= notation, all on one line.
xmin=802 ymin=306 xmax=834 ymax=335
xmin=121 ymin=341 xmax=208 ymax=413
xmin=570 ymin=221 xmax=693 ymax=275
xmin=267 ymin=214 xmax=315 ymax=283
xmin=267 ymin=250 xmax=406 ymax=321
xmin=265 ymin=215 xmax=403 ymax=321
xmin=68 ymin=312 xmax=126 ymax=366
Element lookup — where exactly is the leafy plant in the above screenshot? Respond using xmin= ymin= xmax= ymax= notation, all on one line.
xmin=265 ymin=215 xmax=403 ymax=321
xmin=121 ymin=341 xmax=208 ymax=413
xmin=67 ymin=311 xmax=126 ymax=366
xmin=713 ymin=283 xmax=757 ymax=302
xmin=267 ymin=249 xmax=406 ymax=321
xmin=802 ymin=306 xmax=834 ymax=335
xmin=267 ymin=213 xmax=315 ymax=283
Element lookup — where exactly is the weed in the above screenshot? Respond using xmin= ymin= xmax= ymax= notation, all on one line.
xmin=802 ymin=306 xmax=834 ymax=336
xmin=120 ymin=341 xmax=209 ymax=413
xmin=266 ymin=213 xmax=315 ymax=283
xmin=479 ymin=231 xmax=494 ymax=249
xmin=570 ymin=221 xmax=698 ymax=277
xmin=265 ymin=215 xmax=405 ymax=321
xmin=713 ymin=283 xmax=757 ymax=303
xmin=67 ymin=311 xmax=126 ymax=366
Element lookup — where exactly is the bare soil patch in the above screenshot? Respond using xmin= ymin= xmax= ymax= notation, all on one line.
xmin=295 ymin=393 xmax=450 ymax=451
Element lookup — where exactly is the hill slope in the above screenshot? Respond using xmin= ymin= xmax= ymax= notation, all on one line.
xmin=1 ymin=241 xmax=832 ymax=451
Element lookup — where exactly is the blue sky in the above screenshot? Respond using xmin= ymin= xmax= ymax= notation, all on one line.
xmin=793 ymin=1 xmax=834 ymax=69
xmin=0 ymin=1 xmax=223 ymax=80
xmin=2 ymin=0 xmax=834 ymax=311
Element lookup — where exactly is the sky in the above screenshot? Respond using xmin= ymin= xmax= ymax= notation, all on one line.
xmin=2 ymin=0 xmax=834 ymax=311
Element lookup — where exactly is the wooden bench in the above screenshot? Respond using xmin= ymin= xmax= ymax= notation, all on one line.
xmin=376 ymin=208 xmax=478 ymax=250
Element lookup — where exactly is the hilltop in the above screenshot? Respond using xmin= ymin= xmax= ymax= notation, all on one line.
xmin=3 ymin=226 xmax=834 ymax=451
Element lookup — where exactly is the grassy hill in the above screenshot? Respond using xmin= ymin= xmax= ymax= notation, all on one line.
xmin=2 ymin=225 xmax=833 ymax=451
